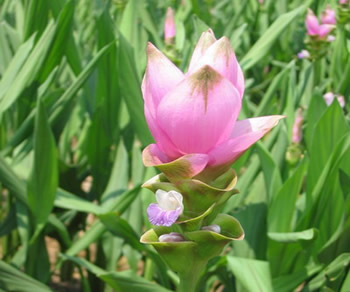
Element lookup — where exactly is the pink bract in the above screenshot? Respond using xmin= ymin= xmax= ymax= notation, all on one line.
xmin=321 ymin=7 xmax=337 ymax=25
xmin=164 ymin=7 xmax=176 ymax=44
xmin=142 ymin=30 xmax=284 ymax=179
xmin=305 ymin=9 xmax=334 ymax=38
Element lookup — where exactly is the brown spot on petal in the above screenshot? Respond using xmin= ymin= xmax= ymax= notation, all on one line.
xmin=189 ymin=65 xmax=222 ymax=112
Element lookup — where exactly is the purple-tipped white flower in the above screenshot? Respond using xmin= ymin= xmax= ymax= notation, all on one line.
xmin=159 ymin=232 xmax=185 ymax=242
xmin=147 ymin=190 xmax=184 ymax=226
xmin=201 ymin=224 xmax=221 ymax=233
xmin=297 ymin=50 xmax=310 ymax=59
xmin=327 ymin=35 xmax=336 ymax=42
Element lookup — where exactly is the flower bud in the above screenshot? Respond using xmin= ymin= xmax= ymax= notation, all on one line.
xmin=297 ymin=50 xmax=310 ymax=59
xmin=201 ymin=224 xmax=221 ymax=233
xmin=323 ymin=92 xmax=346 ymax=108
xmin=159 ymin=232 xmax=185 ymax=242
xmin=292 ymin=108 xmax=303 ymax=144
xmin=321 ymin=7 xmax=337 ymax=25
xmin=306 ymin=9 xmax=334 ymax=38
xmin=165 ymin=7 xmax=176 ymax=44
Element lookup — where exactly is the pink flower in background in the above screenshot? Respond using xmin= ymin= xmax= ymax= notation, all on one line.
xmin=292 ymin=108 xmax=303 ymax=144
xmin=339 ymin=0 xmax=348 ymax=4
xmin=258 ymin=0 xmax=264 ymax=4
xmin=142 ymin=30 xmax=283 ymax=176
xmin=297 ymin=50 xmax=310 ymax=59
xmin=321 ymin=7 xmax=337 ymax=24
xmin=305 ymin=9 xmax=334 ymax=38
xmin=164 ymin=7 xmax=176 ymax=44
xmin=323 ymin=92 xmax=345 ymax=108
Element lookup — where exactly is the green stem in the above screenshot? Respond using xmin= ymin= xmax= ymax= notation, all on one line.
xmin=177 ymin=264 xmax=204 ymax=292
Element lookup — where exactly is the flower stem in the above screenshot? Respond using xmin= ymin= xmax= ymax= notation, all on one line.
xmin=177 ymin=264 xmax=203 ymax=292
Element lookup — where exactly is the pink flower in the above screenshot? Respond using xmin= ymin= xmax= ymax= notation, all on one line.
xmin=339 ymin=0 xmax=348 ymax=5
xmin=323 ymin=92 xmax=346 ymax=108
xmin=321 ymin=7 xmax=337 ymax=25
xmin=297 ymin=50 xmax=310 ymax=59
xmin=292 ymin=108 xmax=303 ymax=144
xmin=164 ymin=7 xmax=176 ymax=44
xmin=142 ymin=30 xmax=283 ymax=178
xmin=306 ymin=9 xmax=334 ymax=38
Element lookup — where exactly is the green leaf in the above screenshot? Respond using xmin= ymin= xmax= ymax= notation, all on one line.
xmin=306 ymin=253 xmax=350 ymax=290
xmin=4 ymin=43 xmax=113 ymax=153
xmin=64 ymin=186 xmax=141 ymax=257
xmin=0 ymin=261 xmax=52 ymax=292
xmin=27 ymin=98 xmax=58 ymax=234
xmin=61 ymin=255 xmax=170 ymax=292
xmin=0 ymin=21 xmax=56 ymax=114
xmin=268 ymin=159 xmax=308 ymax=232
xmin=268 ymin=228 xmax=317 ymax=243
xmin=37 ymin=0 xmax=75 ymax=81
xmin=227 ymin=257 xmax=273 ymax=292
xmin=256 ymin=141 xmax=282 ymax=202
xmin=55 ymin=189 xmax=104 ymax=215
xmin=241 ymin=4 xmax=308 ymax=70
xmin=99 ymin=212 xmax=144 ymax=252
xmin=307 ymin=101 xmax=349 ymax=195
xmin=117 ymin=32 xmax=153 ymax=146
xmin=273 ymin=263 xmax=322 ymax=292
xmin=23 ymin=0 xmax=49 ymax=40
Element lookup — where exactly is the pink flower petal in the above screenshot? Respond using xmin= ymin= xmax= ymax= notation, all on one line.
xmin=208 ymin=116 xmax=285 ymax=166
xmin=188 ymin=37 xmax=244 ymax=98
xmin=306 ymin=9 xmax=321 ymax=36
xmin=157 ymin=65 xmax=241 ymax=154
xmin=321 ymin=7 xmax=336 ymax=25
xmin=142 ymin=43 xmax=184 ymax=118
xmin=317 ymin=24 xmax=334 ymax=37
xmin=142 ymin=144 xmax=209 ymax=180
xmin=188 ymin=29 xmax=216 ymax=73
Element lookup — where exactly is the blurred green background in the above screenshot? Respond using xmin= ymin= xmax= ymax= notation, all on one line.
xmin=0 ymin=0 xmax=349 ymax=291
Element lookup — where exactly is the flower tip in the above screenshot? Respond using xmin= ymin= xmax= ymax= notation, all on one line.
xmin=146 ymin=42 xmax=159 ymax=57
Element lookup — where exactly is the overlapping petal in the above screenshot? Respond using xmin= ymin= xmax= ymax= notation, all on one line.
xmin=157 ymin=65 xmax=241 ymax=154
xmin=142 ymin=42 xmax=184 ymax=117
xmin=208 ymin=116 xmax=284 ymax=166
xmin=306 ymin=9 xmax=322 ymax=35
xmin=188 ymin=37 xmax=244 ymax=98
xmin=188 ymin=29 xmax=216 ymax=72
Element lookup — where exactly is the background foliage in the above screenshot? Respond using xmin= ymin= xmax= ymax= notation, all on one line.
xmin=0 ymin=0 xmax=349 ymax=291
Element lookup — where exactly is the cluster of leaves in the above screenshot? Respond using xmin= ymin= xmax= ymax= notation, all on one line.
xmin=0 ymin=0 xmax=349 ymax=291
